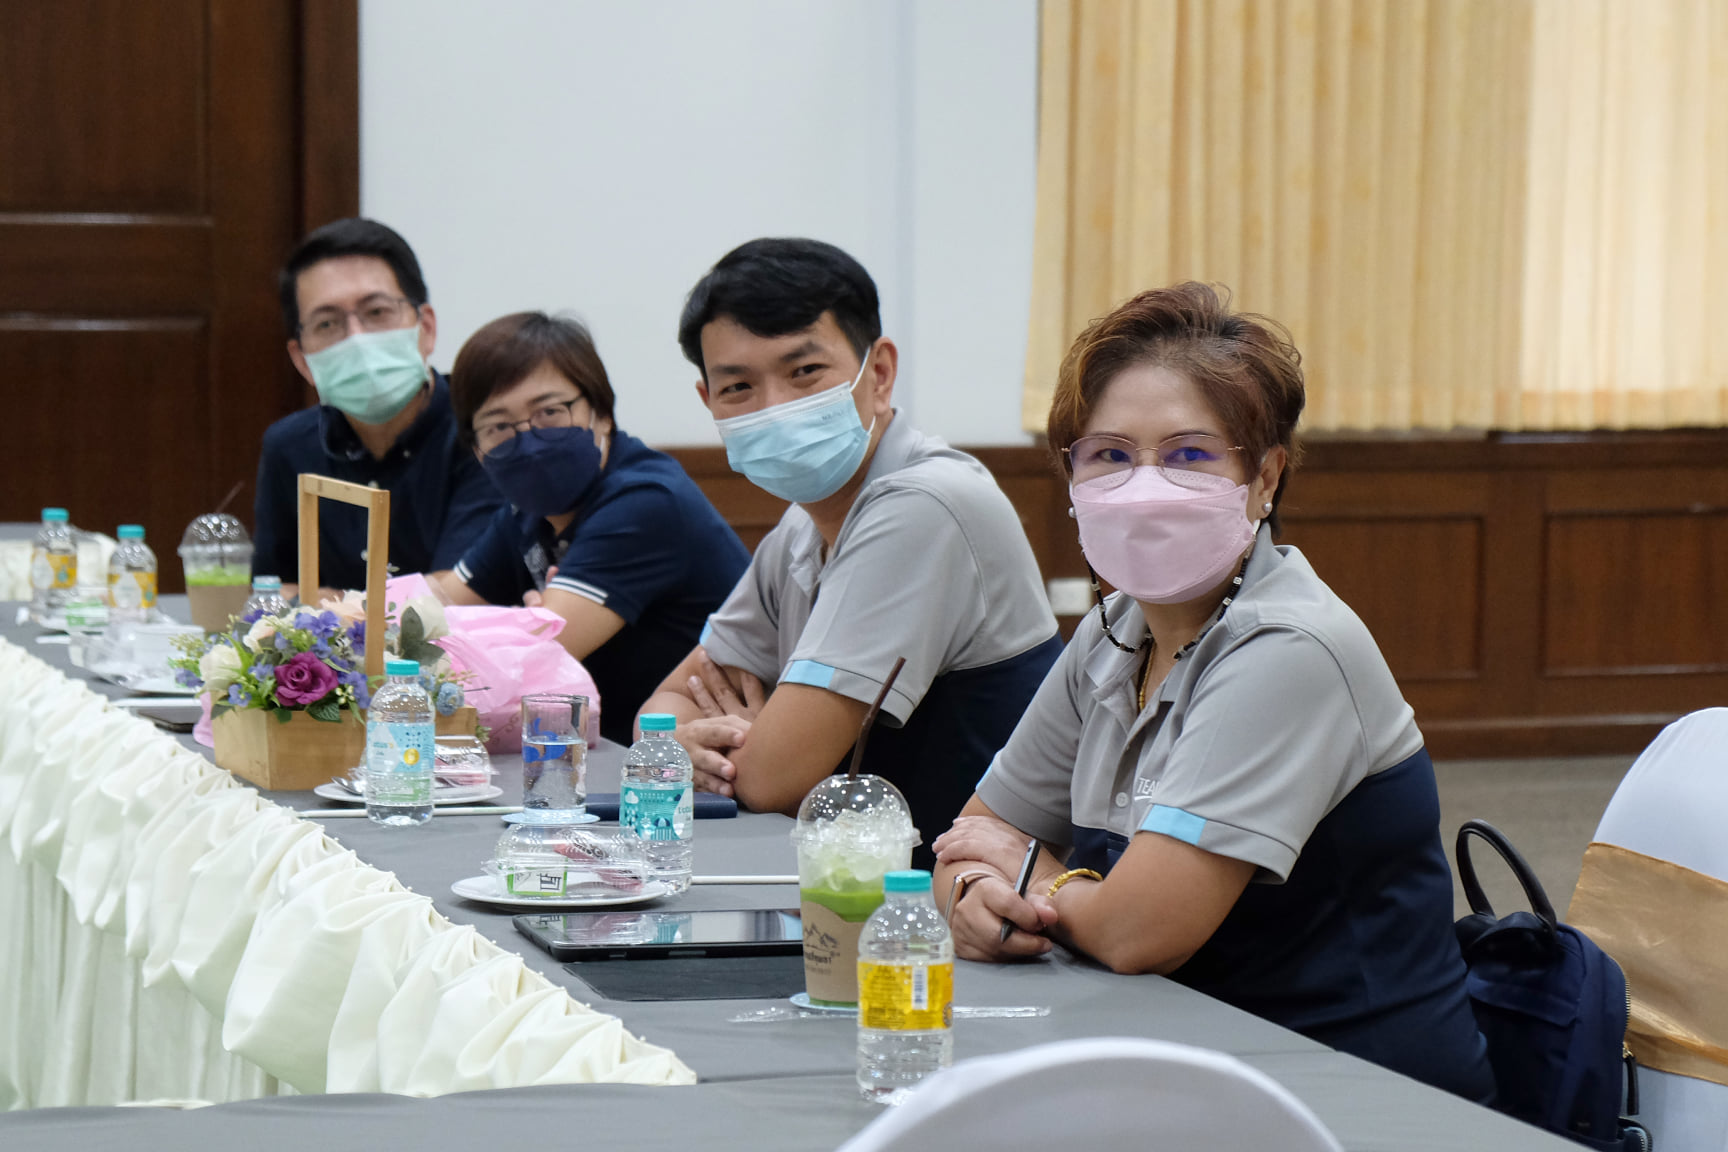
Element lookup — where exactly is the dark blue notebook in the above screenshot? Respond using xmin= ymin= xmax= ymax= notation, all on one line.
xmin=582 ymin=791 xmax=737 ymax=820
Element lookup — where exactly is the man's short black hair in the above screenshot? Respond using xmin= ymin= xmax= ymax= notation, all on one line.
xmin=677 ymin=238 xmax=881 ymax=374
xmin=279 ymin=218 xmax=429 ymax=336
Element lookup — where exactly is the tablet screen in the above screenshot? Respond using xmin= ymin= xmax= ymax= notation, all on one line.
xmin=515 ymin=908 xmax=803 ymax=959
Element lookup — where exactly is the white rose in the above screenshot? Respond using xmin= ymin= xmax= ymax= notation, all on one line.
xmin=244 ymin=619 xmax=278 ymax=651
xmin=198 ymin=645 xmax=243 ymax=693
xmin=403 ymin=594 xmax=449 ymax=640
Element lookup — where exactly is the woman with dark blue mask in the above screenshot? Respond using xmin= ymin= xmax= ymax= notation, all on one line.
xmin=437 ymin=312 xmax=750 ymax=745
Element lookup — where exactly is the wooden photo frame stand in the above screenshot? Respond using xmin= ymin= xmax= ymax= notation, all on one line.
xmin=213 ymin=474 xmax=474 ymax=792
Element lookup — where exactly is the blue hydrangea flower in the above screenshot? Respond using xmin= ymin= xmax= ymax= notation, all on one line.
xmin=239 ymin=605 xmax=266 ymax=625
xmin=174 ymin=668 xmax=201 ymax=689
xmin=273 ymin=631 xmax=293 ymax=652
xmin=248 ymin=660 xmax=275 ymax=682
xmin=227 ymin=684 xmax=251 ymax=708
xmin=435 ymin=681 xmax=464 ymax=716
xmin=294 ymin=610 xmax=340 ymax=641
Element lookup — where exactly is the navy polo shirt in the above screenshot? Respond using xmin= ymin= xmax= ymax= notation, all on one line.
xmin=453 ymin=430 xmax=750 ymax=745
xmin=251 ymin=374 xmax=503 ymax=590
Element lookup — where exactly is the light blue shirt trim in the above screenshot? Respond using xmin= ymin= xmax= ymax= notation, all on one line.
xmin=700 ymin=621 xmax=714 ymax=646
xmin=1140 ymin=804 xmax=1207 ymax=846
xmin=784 ymin=659 xmax=837 ymax=689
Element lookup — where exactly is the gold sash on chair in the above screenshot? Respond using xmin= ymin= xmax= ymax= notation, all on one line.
xmin=1568 ymin=842 xmax=1728 ymax=1087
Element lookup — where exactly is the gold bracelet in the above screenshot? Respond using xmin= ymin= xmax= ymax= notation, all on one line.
xmin=1046 ymin=868 xmax=1103 ymax=899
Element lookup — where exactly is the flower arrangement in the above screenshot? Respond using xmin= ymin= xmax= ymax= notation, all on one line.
xmin=171 ymin=592 xmax=470 ymax=723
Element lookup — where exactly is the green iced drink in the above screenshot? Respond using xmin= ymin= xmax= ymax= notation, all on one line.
xmin=798 ymin=874 xmax=889 ymax=1007
xmin=185 ymin=565 xmax=253 ymax=586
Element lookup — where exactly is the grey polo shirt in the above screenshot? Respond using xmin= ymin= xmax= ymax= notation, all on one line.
xmin=701 ymin=411 xmax=1056 ymax=721
xmin=977 ymin=521 xmax=1424 ymax=881
xmin=700 ymin=412 xmax=1061 ymax=853
xmin=974 ymin=524 xmax=1494 ymax=1102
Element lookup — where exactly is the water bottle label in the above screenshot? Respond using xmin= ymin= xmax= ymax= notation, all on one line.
xmin=505 ymin=869 xmax=567 ymax=897
xmin=110 ymin=571 xmax=155 ymax=609
xmin=858 ymin=961 xmax=953 ymax=1031
xmin=33 ymin=550 xmax=75 ymax=590
xmin=367 ymin=720 xmax=434 ymax=805
xmin=620 ymin=782 xmax=690 ymax=842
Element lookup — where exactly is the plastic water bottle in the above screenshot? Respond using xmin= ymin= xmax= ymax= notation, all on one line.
xmin=619 ymin=714 xmax=694 ymax=893
xmin=244 ymin=575 xmax=292 ymax=618
xmin=857 ymin=869 xmax=954 ymax=1104
xmin=106 ymin=525 xmax=159 ymax=624
xmin=365 ymin=658 xmax=434 ymax=827
xmin=29 ymin=508 xmax=77 ymax=620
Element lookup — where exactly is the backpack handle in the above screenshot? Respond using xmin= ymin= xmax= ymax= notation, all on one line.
xmin=1455 ymin=819 xmax=1558 ymax=928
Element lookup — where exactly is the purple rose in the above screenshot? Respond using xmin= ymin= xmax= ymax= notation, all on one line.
xmin=274 ymin=651 xmax=339 ymax=707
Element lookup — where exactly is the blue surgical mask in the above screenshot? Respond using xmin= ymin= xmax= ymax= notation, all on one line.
xmin=714 ymin=347 xmax=876 ymax=503
xmin=481 ymin=425 xmax=604 ymax=522
xmin=304 ymin=326 xmax=429 ymax=424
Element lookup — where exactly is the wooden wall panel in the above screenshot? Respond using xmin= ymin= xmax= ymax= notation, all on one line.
xmin=1543 ymin=512 xmax=1728 ymax=675
xmin=669 ymin=429 xmax=1728 ymax=757
xmin=1281 ymin=517 xmax=1482 ymax=680
xmin=0 ymin=0 xmax=208 ymax=213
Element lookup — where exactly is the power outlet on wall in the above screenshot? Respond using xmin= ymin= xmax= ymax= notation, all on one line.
xmin=1046 ymin=577 xmax=1092 ymax=618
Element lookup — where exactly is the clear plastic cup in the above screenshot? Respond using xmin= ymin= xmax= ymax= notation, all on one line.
xmin=790 ymin=774 xmax=920 ymax=1006
xmin=434 ymin=734 xmax=493 ymax=788
xmin=519 ymin=693 xmax=588 ymax=823
xmin=179 ymin=513 xmax=253 ymax=632
xmin=485 ymin=824 xmax=651 ymax=900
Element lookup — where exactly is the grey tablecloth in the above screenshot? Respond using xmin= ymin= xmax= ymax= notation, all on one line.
xmin=0 ymin=599 xmax=1573 ymax=1149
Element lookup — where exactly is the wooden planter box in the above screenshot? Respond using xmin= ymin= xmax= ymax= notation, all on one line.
xmin=213 ymin=705 xmax=480 ymax=792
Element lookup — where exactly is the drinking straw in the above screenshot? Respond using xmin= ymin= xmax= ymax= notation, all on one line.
xmin=846 ymin=656 xmax=905 ymax=781
xmin=213 ymin=479 xmax=245 ymax=515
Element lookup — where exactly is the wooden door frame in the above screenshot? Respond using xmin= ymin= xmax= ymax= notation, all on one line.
xmin=298 ymin=0 xmax=360 ymax=232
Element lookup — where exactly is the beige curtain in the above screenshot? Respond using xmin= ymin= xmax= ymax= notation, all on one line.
xmin=1025 ymin=0 xmax=1728 ymax=434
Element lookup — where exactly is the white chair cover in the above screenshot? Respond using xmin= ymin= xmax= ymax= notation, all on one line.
xmin=0 ymin=637 xmax=694 ymax=1109
xmin=835 ymin=1037 xmax=1343 ymax=1152
xmin=1591 ymin=708 xmax=1728 ymax=1152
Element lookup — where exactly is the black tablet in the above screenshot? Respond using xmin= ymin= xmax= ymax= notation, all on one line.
xmin=514 ymin=908 xmax=803 ymax=961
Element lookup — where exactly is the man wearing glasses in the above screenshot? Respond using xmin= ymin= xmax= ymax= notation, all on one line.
xmin=251 ymin=218 xmax=503 ymax=597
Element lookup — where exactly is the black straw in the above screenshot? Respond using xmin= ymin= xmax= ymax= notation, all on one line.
xmin=213 ymin=480 xmax=245 ymax=516
xmin=846 ymin=657 xmax=905 ymax=781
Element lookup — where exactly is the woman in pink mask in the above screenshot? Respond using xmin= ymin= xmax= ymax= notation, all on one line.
xmin=932 ymin=283 xmax=1493 ymax=1103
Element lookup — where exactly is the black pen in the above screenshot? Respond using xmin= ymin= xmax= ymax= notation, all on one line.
xmin=1000 ymin=838 xmax=1041 ymax=943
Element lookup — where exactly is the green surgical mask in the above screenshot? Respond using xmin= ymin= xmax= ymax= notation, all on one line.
xmin=304 ymin=326 xmax=429 ymax=424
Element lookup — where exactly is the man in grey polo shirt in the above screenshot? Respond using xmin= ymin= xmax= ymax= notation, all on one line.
xmin=639 ymin=238 xmax=1061 ymax=862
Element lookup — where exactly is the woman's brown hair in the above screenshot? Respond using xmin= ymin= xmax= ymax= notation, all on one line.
xmin=1046 ymin=282 xmax=1306 ymax=530
xmin=451 ymin=312 xmax=616 ymax=449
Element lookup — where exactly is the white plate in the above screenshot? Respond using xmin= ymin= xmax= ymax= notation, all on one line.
xmin=89 ymin=666 xmax=199 ymax=696
xmin=502 ymin=809 xmax=600 ymax=826
xmin=449 ymin=875 xmax=671 ymax=908
xmin=789 ymin=992 xmax=856 ymax=1014
xmin=311 ymin=782 xmax=504 ymax=805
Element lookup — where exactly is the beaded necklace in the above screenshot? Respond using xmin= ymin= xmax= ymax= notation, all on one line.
xmin=1082 ymin=554 xmax=1250 ymax=713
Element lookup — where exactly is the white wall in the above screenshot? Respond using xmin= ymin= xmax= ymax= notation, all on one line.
xmin=360 ymin=0 xmax=1038 ymax=447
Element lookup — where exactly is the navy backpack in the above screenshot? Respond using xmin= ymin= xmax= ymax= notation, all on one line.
xmin=1453 ymin=820 xmax=1651 ymax=1150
